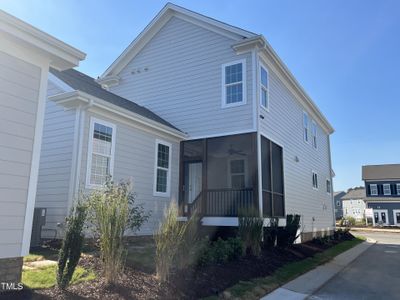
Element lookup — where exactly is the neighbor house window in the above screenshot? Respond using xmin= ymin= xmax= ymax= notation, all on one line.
xmin=397 ymin=183 xmax=400 ymax=195
xmin=311 ymin=120 xmax=317 ymax=148
xmin=222 ymin=60 xmax=246 ymax=107
xmin=260 ymin=65 xmax=269 ymax=110
xmin=326 ymin=179 xmax=331 ymax=194
xmin=312 ymin=171 xmax=318 ymax=189
xmin=86 ymin=118 xmax=116 ymax=187
xmin=336 ymin=201 xmax=340 ymax=207
xmin=370 ymin=184 xmax=378 ymax=196
xmin=383 ymin=183 xmax=391 ymax=195
xmin=229 ymin=159 xmax=246 ymax=189
xmin=154 ymin=140 xmax=171 ymax=196
xmin=303 ymin=112 xmax=309 ymax=142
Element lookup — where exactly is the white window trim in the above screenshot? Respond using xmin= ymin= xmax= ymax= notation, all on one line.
xmin=370 ymin=184 xmax=378 ymax=196
xmin=86 ymin=117 xmax=116 ymax=189
xmin=221 ymin=59 xmax=247 ymax=108
xmin=312 ymin=171 xmax=318 ymax=190
xmin=326 ymin=178 xmax=331 ymax=194
xmin=153 ymin=139 xmax=172 ymax=197
xmin=393 ymin=209 xmax=400 ymax=226
xmin=311 ymin=120 xmax=317 ymax=149
xmin=383 ymin=183 xmax=391 ymax=195
xmin=227 ymin=157 xmax=248 ymax=189
xmin=303 ymin=111 xmax=309 ymax=143
xmin=396 ymin=183 xmax=400 ymax=195
xmin=259 ymin=63 xmax=269 ymax=111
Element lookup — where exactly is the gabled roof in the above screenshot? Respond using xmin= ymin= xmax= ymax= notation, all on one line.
xmin=362 ymin=164 xmax=400 ymax=181
xmin=50 ymin=68 xmax=181 ymax=132
xmin=341 ymin=187 xmax=366 ymax=200
xmin=99 ymin=2 xmax=255 ymax=80
xmin=333 ymin=191 xmax=346 ymax=200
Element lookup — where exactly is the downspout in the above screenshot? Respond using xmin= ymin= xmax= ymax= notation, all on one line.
xmin=66 ymin=99 xmax=93 ymax=212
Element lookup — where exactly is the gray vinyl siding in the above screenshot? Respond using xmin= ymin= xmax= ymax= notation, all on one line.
xmin=258 ymin=56 xmax=334 ymax=234
xmin=35 ymin=80 xmax=76 ymax=237
xmin=110 ymin=16 xmax=254 ymax=138
xmin=78 ymin=110 xmax=181 ymax=235
xmin=0 ymin=51 xmax=40 ymax=258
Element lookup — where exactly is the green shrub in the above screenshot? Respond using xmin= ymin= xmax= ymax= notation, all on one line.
xmin=57 ymin=200 xmax=87 ymax=289
xmin=238 ymin=207 xmax=264 ymax=256
xmin=263 ymin=217 xmax=279 ymax=248
xmin=340 ymin=216 xmax=356 ymax=227
xmin=277 ymin=214 xmax=301 ymax=248
xmin=198 ymin=237 xmax=244 ymax=266
xmin=88 ymin=179 xmax=149 ymax=285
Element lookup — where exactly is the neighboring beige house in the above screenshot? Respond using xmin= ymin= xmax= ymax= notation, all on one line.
xmin=341 ymin=187 xmax=366 ymax=221
xmin=0 ymin=10 xmax=85 ymax=286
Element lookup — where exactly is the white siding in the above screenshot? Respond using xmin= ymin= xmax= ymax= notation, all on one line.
xmin=258 ymin=56 xmax=334 ymax=234
xmin=35 ymin=81 xmax=76 ymax=237
xmin=0 ymin=50 xmax=40 ymax=258
xmin=79 ymin=109 xmax=181 ymax=235
xmin=110 ymin=16 xmax=254 ymax=138
xmin=342 ymin=199 xmax=366 ymax=221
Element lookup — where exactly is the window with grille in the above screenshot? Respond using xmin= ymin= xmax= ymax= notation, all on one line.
xmin=260 ymin=65 xmax=269 ymax=110
xmin=154 ymin=140 xmax=171 ymax=196
xmin=87 ymin=118 xmax=115 ymax=187
xmin=312 ymin=172 xmax=318 ymax=189
xmin=222 ymin=60 xmax=246 ymax=107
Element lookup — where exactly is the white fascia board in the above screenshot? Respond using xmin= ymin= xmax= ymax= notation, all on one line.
xmin=0 ymin=9 xmax=86 ymax=70
xmin=49 ymin=90 xmax=187 ymax=140
xmin=233 ymin=36 xmax=334 ymax=135
xmin=100 ymin=3 xmax=254 ymax=79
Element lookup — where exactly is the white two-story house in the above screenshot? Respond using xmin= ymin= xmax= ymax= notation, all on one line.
xmin=35 ymin=3 xmax=335 ymax=241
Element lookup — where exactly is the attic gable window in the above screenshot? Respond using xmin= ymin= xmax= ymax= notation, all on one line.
xmin=222 ymin=60 xmax=246 ymax=107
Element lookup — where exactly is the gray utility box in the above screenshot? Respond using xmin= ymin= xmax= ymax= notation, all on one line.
xmin=30 ymin=208 xmax=46 ymax=248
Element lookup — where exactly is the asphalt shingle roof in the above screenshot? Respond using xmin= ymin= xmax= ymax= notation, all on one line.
xmin=50 ymin=68 xmax=181 ymax=132
xmin=341 ymin=187 xmax=366 ymax=200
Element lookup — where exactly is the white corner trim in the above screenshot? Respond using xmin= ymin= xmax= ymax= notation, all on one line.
xmin=21 ymin=64 xmax=49 ymax=256
xmin=221 ymin=59 xmax=247 ymax=108
xmin=153 ymin=139 xmax=172 ymax=198
xmin=85 ymin=117 xmax=117 ymax=189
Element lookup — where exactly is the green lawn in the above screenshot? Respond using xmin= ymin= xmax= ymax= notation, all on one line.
xmin=212 ymin=238 xmax=364 ymax=300
xmin=22 ymin=264 xmax=96 ymax=289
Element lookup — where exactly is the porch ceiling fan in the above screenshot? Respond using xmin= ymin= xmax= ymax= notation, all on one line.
xmin=227 ymin=144 xmax=246 ymax=156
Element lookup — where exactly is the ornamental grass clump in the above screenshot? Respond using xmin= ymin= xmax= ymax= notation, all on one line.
xmin=57 ymin=200 xmax=87 ymax=290
xmin=238 ymin=207 xmax=264 ymax=256
xmin=88 ymin=179 xmax=149 ymax=285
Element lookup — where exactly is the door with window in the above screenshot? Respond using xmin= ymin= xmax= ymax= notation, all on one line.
xmin=374 ymin=209 xmax=389 ymax=225
xmin=393 ymin=210 xmax=400 ymax=226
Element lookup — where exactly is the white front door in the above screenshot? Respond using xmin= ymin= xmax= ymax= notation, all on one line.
xmin=188 ymin=162 xmax=202 ymax=204
xmin=374 ymin=209 xmax=389 ymax=226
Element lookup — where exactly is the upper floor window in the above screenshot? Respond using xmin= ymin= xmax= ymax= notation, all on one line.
xmin=312 ymin=171 xmax=318 ymax=189
xmin=303 ymin=112 xmax=309 ymax=143
xmin=370 ymin=184 xmax=378 ymax=196
xmin=222 ymin=60 xmax=246 ymax=107
xmin=326 ymin=179 xmax=331 ymax=194
xmin=311 ymin=121 xmax=317 ymax=148
xmin=86 ymin=118 xmax=116 ymax=187
xmin=397 ymin=183 xmax=400 ymax=195
xmin=383 ymin=183 xmax=391 ymax=195
xmin=260 ymin=65 xmax=269 ymax=110
xmin=154 ymin=140 xmax=171 ymax=197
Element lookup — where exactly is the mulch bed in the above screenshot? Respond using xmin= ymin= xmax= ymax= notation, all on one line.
xmin=3 ymin=233 xmax=354 ymax=300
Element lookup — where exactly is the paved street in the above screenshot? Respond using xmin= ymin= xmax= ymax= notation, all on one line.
xmin=309 ymin=231 xmax=400 ymax=300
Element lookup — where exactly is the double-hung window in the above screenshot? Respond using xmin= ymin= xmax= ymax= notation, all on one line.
xmin=303 ymin=112 xmax=309 ymax=142
xmin=154 ymin=140 xmax=171 ymax=196
xmin=326 ymin=179 xmax=331 ymax=194
xmin=396 ymin=183 xmax=400 ymax=195
xmin=370 ymin=184 xmax=378 ymax=196
xmin=86 ymin=118 xmax=116 ymax=187
xmin=311 ymin=121 xmax=317 ymax=148
xmin=312 ymin=171 xmax=318 ymax=189
xmin=260 ymin=65 xmax=269 ymax=110
xmin=222 ymin=60 xmax=246 ymax=107
xmin=383 ymin=183 xmax=391 ymax=195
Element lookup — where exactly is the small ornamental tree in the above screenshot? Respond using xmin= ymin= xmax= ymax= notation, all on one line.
xmin=87 ymin=179 xmax=150 ymax=285
xmin=57 ymin=200 xmax=87 ymax=290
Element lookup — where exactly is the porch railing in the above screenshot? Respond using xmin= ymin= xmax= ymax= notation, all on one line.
xmin=187 ymin=188 xmax=255 ymax=217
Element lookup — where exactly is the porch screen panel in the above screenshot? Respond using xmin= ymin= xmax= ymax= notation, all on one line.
xmin=261 ymin=136 xmax=285 ymax=217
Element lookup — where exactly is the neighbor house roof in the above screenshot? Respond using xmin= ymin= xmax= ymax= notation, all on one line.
xmin=362 ymin=164 xmax=400 ymax=181
xmin=341 ymin=187 xmax=366 ymax=200
xmin=50 ymin=68 xmax=181 ymax=132
xmin=333 ymin=191 xmax=346 ymax=199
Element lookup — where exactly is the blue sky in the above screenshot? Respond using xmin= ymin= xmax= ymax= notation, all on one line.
xmin=2 ymin=0 xmax=400 ymax=192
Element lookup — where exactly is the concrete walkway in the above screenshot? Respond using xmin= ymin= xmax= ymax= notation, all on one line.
xmin=338 ymin=226 xmax=400 ymax=233
xmin=260 ymin=240 xmax=375 ymax=300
